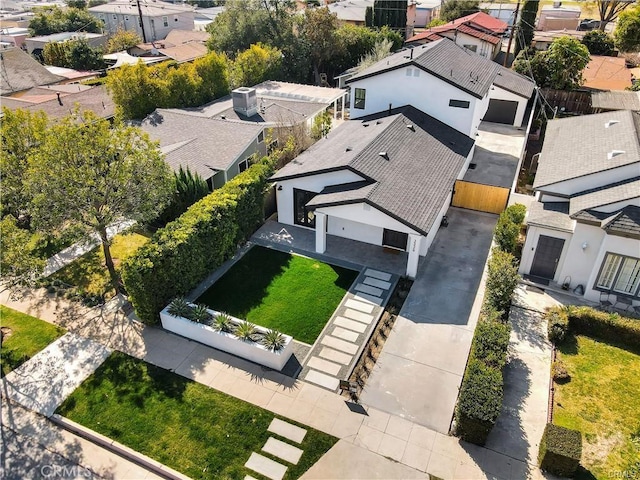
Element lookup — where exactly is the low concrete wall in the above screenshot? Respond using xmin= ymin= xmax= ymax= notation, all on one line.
xmin=509 ymin=193 xmax=535 ymax=210
xmin=160 ymin=307 xmax=293 ymax=371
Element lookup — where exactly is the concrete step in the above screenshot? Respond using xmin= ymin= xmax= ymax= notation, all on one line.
xmin=304 ymin=369 xmax=340 ymax=390
xmin=262 ymin=437 xmax=303 ymax=465
xmin=245 ymin=452 xmax=287 ymax=480
xmin=267 ymin=418 xmax=307 ymax=444
xmin=333 ymin=316 xmax=367 ymax=333
xmin=364 ymin=269 xmax=392 ymax=281
xmin=345 ymin=298 xmax=374 ymax=313
xmin=343 ymin=308 xmax=375 ymax=325
xmin=321 ymin=335 xmax=358 ymax=355
xmin=308 ymin=356 xmax=342 ymax=376
xmin=364 ymin=277 xmax=392 ymax=290
xmin=331 ymin=326 xmax=359 ymax=342
xmin=355 ymin=283 xmax=384 ymax=297
xmin=319 ymin=347 xmax=353 ymax=365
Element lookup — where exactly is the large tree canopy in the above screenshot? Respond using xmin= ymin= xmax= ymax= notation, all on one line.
xmin=595 ymin=0 xmax=635 ymax=31
xmin=29 ymin=6 xmax=101 ymax=36
xmin=582 ymin=30 xmax=615 ymax=55
xmin=439 ymin=0 xmax=480 ymax=22
xmin=229 ymin=43 xmax=282 ymax=89
xmin=515 ymin=0 xmax=539 ymax=56
xmin=615 ymin=4 xmax=640 ymax=52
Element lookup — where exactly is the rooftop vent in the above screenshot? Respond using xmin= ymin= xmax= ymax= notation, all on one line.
xmin=406 ymin=124 xmax=415 ymax=131
xmin=378 ymin=151 xmax=389 ymax=160
xmin=345 ymin=147 xmax=352 ymax=152
xmin=232 ymin=87 xmax=258 ymax=117
xmin=605 ymin=120 xmax=620 ymax=128
xmin=468 ymin=163 xmax=477 ymax=170
xmin=608 ymin=150 xmax=625 ymax=160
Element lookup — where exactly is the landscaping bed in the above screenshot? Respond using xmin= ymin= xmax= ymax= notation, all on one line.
xmin=197 ymin=246 xmax=358 ymax=344
xmin=57 ymin=352 xmax=338 ymax=480
xmin=0 ymin=306 xmax=65 ymax=377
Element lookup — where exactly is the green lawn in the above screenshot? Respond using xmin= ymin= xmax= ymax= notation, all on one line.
xmin=0 ymin=306 xmax=65 ymax=377
xmin=554 ymin=335 xmax=640 ymax=479
xmin=57 ymin=352 xmax=337 ymax=480
xmin=52 ymin=229 xmax=151 ymax=298
xmin=197 ymin=246 xmax=358 ymax=344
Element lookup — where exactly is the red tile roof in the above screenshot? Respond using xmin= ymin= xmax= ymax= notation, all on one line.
xmin=450 ymin=11 xmax=508 ymax=34
xmin=407 ymin=11 xmax=506 ymax=45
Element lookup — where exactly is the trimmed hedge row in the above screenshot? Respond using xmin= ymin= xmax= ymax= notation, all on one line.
xmin=121 ymin=157 xmax=275 ymax=324
xmin=484 ymin=248 xmax=520 ymax=320
xmin=493 ymin=203 xmax=526 ymax=256
xmin=546 ymin=305 xmax=640 ymax=353
xmin=538 ymin=423 xmax=582 ymax=477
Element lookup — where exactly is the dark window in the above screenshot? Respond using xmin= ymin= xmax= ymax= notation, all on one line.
xmin=463 ymin=44 xmax=477 ymax=52
xmin=354 ymin=88 xmax=366 ymax=109
xmin=382 ymin=229 xmax=408 ymax=251
xmin=162 ymin=16 xmax=168 ymax=27
xmin=449 ymin=99 xmax=470 ymax=109
xmin=238 ymin=157 xmax=251 ymax=173
xmin=258 ymin=131 xmax=264 ymax=143
xmin=293 ymin=189 xmax=316 ymax=228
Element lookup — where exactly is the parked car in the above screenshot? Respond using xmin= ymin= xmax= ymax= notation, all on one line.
xmin=578 ymin=19 xmax=601 ymax=31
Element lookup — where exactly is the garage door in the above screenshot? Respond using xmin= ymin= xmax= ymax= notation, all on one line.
xmin=484 ymin=99 xmax=518 ymax=124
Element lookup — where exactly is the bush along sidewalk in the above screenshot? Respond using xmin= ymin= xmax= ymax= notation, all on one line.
xmin=454 ymin=204 xmax=525 ymax=445
xmin=538 ymin=423 xmax=582 ymax=477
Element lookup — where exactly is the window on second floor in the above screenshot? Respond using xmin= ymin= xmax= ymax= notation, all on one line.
xmin=449 ymin=99 xmax=470 ymax=109
xmin=463 ymin=44 xmax=477 ymax=52
xmin=354 ymin=88 xmax=366 ymax=109
xmin=238 ymin=156 xmax=252 ymax=173
xmin=596 ymin=253 xmax=640 ymax=298
xmin=258 ymin=131 xmax=264 ymax=143
xmin=162 ymin=16 xmax=169 ymax=27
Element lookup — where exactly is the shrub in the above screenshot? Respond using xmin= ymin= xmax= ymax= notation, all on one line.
xmin=191 ymin=304 xmax=212 ymax=324
xmin=261 ymin=329 xmax=286 ymax=352
xmin=484 ymin=249 xmax=519 ymax=319
xmin=552 ymin=360 xmax=570 ymax=383
xmin=213 ymin=312 xmax=234 ymax=333
xmin=455 ymin=358 xmax=504 ymax=445
xmin=167 ymin=297 xmax=192 ymax=319
xmin=567 ymin=306 xmax=640 ymax=354
xmin=470 ymin=318 xmax=511 ymax=369
xmin=505 ymin=203 xmax=526 ymax=225
xmin=538 ymin=423 xmax=582 ymax=477
xmin=121 ymin=156 xmax=275 ymax=324
xmin=235 ymin=321 xmax=257 ymax=342
xmin=494 ymin=212 xmax=520 ymax=255
xmin=546 ymin=307 xmax=569 ymax=344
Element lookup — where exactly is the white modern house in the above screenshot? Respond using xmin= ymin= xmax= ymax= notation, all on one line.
xmin=520 ymin=111 xmax=640 ymax=308
xmin=88 ymin=1 xmax=195 ymax=42
xmin=346 ymin=38 xmax=535 ymax=137
xmin=271 ymin=106 xmax=475 ymax=278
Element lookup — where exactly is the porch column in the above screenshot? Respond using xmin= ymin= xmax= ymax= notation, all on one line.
xmin=406 ymin=234 xmax=422 ymax=278
xmin=333 ymin=99 xmax=337 ymax=120
xmin=341 ymin=93 xmax=345 ymax=120
xmin=315 ymin=212 xmax=327 ymax=254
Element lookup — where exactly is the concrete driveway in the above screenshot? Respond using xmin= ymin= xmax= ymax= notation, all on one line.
xmin=360 ymin=208 xmax=497 ymax=433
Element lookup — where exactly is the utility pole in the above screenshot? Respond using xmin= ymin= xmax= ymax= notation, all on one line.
xmin=503 ymin=0 xmax=520 ymax=67
xmin=135 ymin=0 xmax=147 ymax=43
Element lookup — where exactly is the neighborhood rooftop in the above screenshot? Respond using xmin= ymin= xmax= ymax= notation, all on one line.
xmin=569 ymin=177 xmax=640 ymax=216
xmin=534 ymin=110 xmax=640 ymax=189
xmin=592 ymin=90 xmax=640 ymax=112
xmin=0 ymin=47 xmax=63 ymax=95
xmin=272 ymin=105 xmax=474 ymax=235
xmin=347 ymin=38 xmax=534 ymax=100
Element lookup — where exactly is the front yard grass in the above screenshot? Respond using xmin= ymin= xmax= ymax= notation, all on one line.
xmin=52 ymin=229 xmax=151 ymax=298
xmin=57 ymin=352 xmax=337 ymax=480
xmin=197 ymin=246 xmax=358 ymax=344
xmin=0 ymin=306 xmax=65 ymax=377
xmin=554 ymin=335 xmax=640 ymax=479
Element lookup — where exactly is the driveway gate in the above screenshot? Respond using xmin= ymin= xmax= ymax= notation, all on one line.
xmin=451 ymin=180 xmax=510 ymax=214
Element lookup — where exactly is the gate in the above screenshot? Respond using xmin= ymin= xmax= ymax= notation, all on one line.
xmin=452 ymin=180 xmax=510 ymax=214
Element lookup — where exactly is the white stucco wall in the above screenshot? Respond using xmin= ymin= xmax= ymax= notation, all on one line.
xmin=440 ymin=31 xmax=494 ymax=58
xmin=348 ymin=67 xmax=481 ymax=137
xmin=92 ymin=11 xmax=194 ymax=42
xmin=537 ymin=163 xmax=639 ymax=196
xmin=489 ymin=86 xmax=528 ymax=127
xmin=554 ymin=222 xmax=605 ymax=293
xmin=275 ymin=170 xmax=366 ymax=225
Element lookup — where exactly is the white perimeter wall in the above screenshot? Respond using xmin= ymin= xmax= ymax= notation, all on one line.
xmin=349 ymin=67 xmax=481 ymax=137
xmin=489 ymin=86 xmax=528 ymax=127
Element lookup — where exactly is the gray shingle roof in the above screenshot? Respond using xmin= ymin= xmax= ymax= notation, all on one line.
xmin=569 ymin=177 xmax=640 ymax=215
xmin=307 ymin=182 xmax=377 ymax=207
xmin=526 ymin=201 xmax=574 ymax=232
xmin=534 ymin=110 xmax=640 ymax=189
xmin=0 ymin=48 xmax=63 ymax=95
xmin=140 ymin=109 xmax=262 ymax=180
xmin=592 ymin=91 xmax=640 ymax=111
xmin=347 ymin=38 xmax=534 ymax=101
xmin=272 ymin=106 xmax=474 ymax=235
xmin=603 ymin=205 xmax=640 ymax=237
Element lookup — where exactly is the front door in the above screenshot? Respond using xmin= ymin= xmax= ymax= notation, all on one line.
xmin=382 ymin=229 xmax=408 ymax=251
xmin=293 ymin=188 xmax=316 ymax=228
xmin=530 ymin=235 xmax=565 ymax=279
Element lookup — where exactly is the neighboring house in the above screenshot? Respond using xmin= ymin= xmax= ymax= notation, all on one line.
xmin=520 ymin=111 xmax=640 ymax=308
xmin=271 ymin=105 xmax=475 ymax=278
xmin=193 ymin=6 xmax=224 ymax=31
xmin=140 ymin=108 xmax=266 ymax=190
xmin=89 ymin=1 xmax=195 ymax=42
xmin=128 ymin=30 xmax=209 ymax=63
xmin=0 ymin=47 xmax=62 ymax=95
xmin=327 ymin=0 xmax=417 ymax=38
xmin=414 ymin=0 xmax=441 ymax=28
xmin=0 ymin=84 xmax=115 ymax=121
xmin=346 ymin=39 xmax=535 ymax=137
xmin=406 ymin=11 xmax=506 ymax=59
xmin=537 ymin=4 xmax=580 ymax=31
xmin=25 ymin=32 xmax=107 ymax=56
xmin=0 ymin=26 xmax=29 ymax=48
xmin=583 ymin=56 xmax=634 ymax=91
xmin=532 ymin=30 xmax=585 ymax=51
xmin=592 ymin=90 xmax=640 ymax=113
xmin=479 ymin=2 xmax=520 ymax=26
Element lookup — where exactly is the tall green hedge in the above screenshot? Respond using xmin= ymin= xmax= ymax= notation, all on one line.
xmin=122 ymin=157 xmax=275 ymax=324
xmin=538 ymin=423 xmax=582 ymax=477
xmin=485 ymin=248 xmax=520 ymax=320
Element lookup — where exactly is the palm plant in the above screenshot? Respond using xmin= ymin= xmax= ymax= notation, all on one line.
xmin=234 ymin=321 xmax=257 ymax=342
xmin=167 ymin=297 xmax=192 ymax=319
xmin=191 ymin=304 xmax=212 ymax=324
xmin=261 ymin=329 xmax=286 ymax=352
xmin=213 ymin=312 xmax=234 ymax=333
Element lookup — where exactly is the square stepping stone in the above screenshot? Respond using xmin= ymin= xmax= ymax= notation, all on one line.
xmin=319 ymin=347 xmax=352 ymax=365
xmin=345 ymin=299 xmax=374 ymax=313
xmin=305 ymin=369 xmax=339 ymax=390
xmin=364 ymin=277 xmax=392 ymax=290
xmin=308 ymin=356 xmax=342 ymax=376
xmin=268 ymin=418 xmax=307 ymax=444
xmin=333 ymin=317 xmax=367 ymax=333
xmin=262 ymin=437 xmax=304 ymax=465
xmin=245 ymin=477 xmax=259 ymax=480
xmin=332 ymin=326 xmax=359 ymax=342
xmin=355 ymin=283 xmax=384 ymax=297
xmin=364 ymin=269 xmax=392 ymax=281
xmin=321 ymin=336 xmax=358 ymax=355
xmin=245 ymin=452 xmax=287 ymax=480
xmin=354 ymin=292 xmax=383 ymax=305
xmin=344 ymin=309 xmax=374 ymax=324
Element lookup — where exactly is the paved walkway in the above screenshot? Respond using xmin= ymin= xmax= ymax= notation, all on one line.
xmin=43 ymin=219 xmax=135 ymax=277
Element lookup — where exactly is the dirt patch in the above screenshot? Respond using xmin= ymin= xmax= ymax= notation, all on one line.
xmin=582 ymin=432 xmax=624 ymax=468
xmin=1 ymin=327 xmax=13 ymax=346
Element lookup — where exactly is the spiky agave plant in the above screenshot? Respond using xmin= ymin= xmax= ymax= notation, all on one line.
xmin=234 ymin=321 xmax=257 ymax=342
xmin=167 ymin=297 xmax=192 ymax=319
xmin=213 ymin=312 xmax=234 ymax=333
xmin=191 ymin=304 xmax=212 ymax=324
xmin=261 ymin=329 xmax=286 ymax=352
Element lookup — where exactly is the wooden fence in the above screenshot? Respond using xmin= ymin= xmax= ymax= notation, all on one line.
xmin=539 ymin=88 xmax=592 ymax=115
xmin=452 ymin=180 xmax=510 ymax=215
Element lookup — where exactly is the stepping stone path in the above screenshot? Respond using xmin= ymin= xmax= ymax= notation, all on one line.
xmin=244 ymin=419 xmax=308 ymax=480
xmin=300 ymin=268 xmax=396 ymax=392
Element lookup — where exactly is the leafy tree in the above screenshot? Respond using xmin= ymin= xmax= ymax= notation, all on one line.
xmin=366 ymin=0 xmax=407 ymax=34
xmin=186 ymin=0 xmax=222 ymax=7
xmin=26 ymin=111 xmax=173 ymax=289
xmin=29 ymin=6 xmax=101 ymax=36
xmin=582 ymin=30 xmax=615 ymax=55
xmin=440 ymin=0 xmax=480 ymax=22
xmin=595 ymin=0 xmax=635 ymax=31
xmin=356 ymin=39 xmax=394 ymax=71
xmin=66 ymin=0 xmax=86 ymax=8
xmin=191 ymin=51 xmax=230 ymax=105
xmin=311 ymin=111 xmax=332 ymax=140
xmin=105 ymin=29 xmax=142 ymax=54
xmin=106 ymin=62 xmax=169 ymax=119
xmin=515 ymin=0 xmax=539 ymax=57
xmin=44 ymin=38 xmax=104 ymax=70
xmin=229 ymin=43 xmax=282 ymax=89
xmin=157 ymin=166 xmax=210 ymax=225
xmin=615 ymin=4 xmax=640 ymax=52
xmin=0 ymin=215 xmax=46 ymax=285
xmin=428 ymin=18 xmax=447 ymax=27
xmin=297 ymin=7 xmax=340 ymax=84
